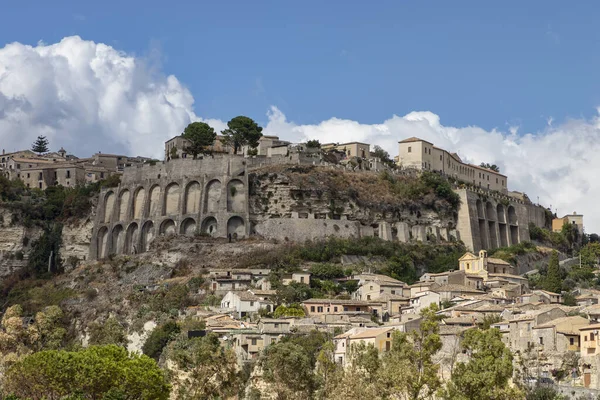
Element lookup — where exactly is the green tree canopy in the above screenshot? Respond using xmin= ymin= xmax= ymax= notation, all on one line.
xmin=142 ymin=320 xmax=180 ymax=360
xmin=261 ymin=341 xmax=315 ymax=399
xmin=479 ymin=162 xmax=500 ymax=172
xmin=32 ymin=135 xmax=50 ymax=154
xmin=88 ymin=316 xmax=128 ymax=347
xmin=543 ymin=250 xmax=562 ymax=293
xmin=3 ymin=345 xmax=170 ymax=399
xmin=306 ymin=139 xmax=321 ymax=148
xmin=443 ymin=328 xmax=522 ymax=400
xmin=182 ymin=122 xmax=217 ymax=159
xmin=372 ymin=145 xmax=394 ymax=166
xmin=221 ymin=116 xmax=263 ymax=154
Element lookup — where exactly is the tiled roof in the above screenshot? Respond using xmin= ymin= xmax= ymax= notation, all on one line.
xmin=433 ymin=284 xmax=485 ymax=294
xmin=398 ymin=136 xmax=432 ymax=144
xmin=487 ymin=258 xmax=512 ymax=266
xmin=349 ymin=327 xmax=395 ymax=340
xmin=302 ymin=298 xmax=370 ymax=305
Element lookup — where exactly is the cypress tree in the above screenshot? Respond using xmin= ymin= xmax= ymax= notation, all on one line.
xmin=544 ymin=250 xmax=562 ymax=293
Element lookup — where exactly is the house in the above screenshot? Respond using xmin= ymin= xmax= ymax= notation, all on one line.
xmin=579 ymin=324 xmax=600 ymax=388
xmin=322 ymin=142 xmax=370 ymax=159
xmin=507 ymin=307 xmax=567 ymax=352
xmin=434 ymin=284 xmax=485 ymax=302
xmin=409 ymin=291 xmax=441 ymax=314
xmin=533 ymin=316 xmax=589 ymax=352
xmin=353 ymin=273 xmax=406 ymax=301
xmin=210 ymin=276 xmax=252 ymax=292
xmin=333 ymin=326 xmax=395 ymax=366
xmin=406 ymin=281 xmax=440 ymax=298
xmin=368 ymin=293 xmax=410 ymax=318
xmin=282 ymin=272 xmax=311 ymax=286
xmin=220 ymin=291 xmax=273 ymax=318
xmin=420 ymin=270 xmax=484 ymax=290
xmin=302 ymin=299 xmax=372 ymax=317
xmin=458 ymin=250 xmax=515 ymax=279
xmin=577 ymin=294 xmax=599 ymax=307
xmin=532 ymin=290 xmax=562 ymax=304
xmin=552 ymin=212 xmax=584 ymax=236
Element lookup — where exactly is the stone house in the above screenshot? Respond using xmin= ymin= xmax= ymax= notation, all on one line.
xmin=368 ymin=293 xmax=410 ymax=318
xmin=532 ymin=290 xmax=562 ymax=304
xmin=322 ymin=142 xmax=370 ymax=159
xmin=434 ymin=284 xmax=485 ymax=302
xmin=406 ymin=281 xmax=440 ymax=298
xmin=579 ymin=323 xmax=600 ymax=388
xmin=220 ymin=290 xmax=273 ymax=318
xmin=282 ymin=272 xmax=311 ymax=286
xmin=409 ymin=291 xmax=441 ymax=314
xmin=507 ymin=307 xmax=567 ymax=352
xmin=552 ymin=212 xmax=584 ymax=235
xmin=533 ymin=316 xmax=589 ymax=353
xmin=353 ymin=274 xmax=406 ymax=301
xmin=420 ymin=270 xmax=484 ymax=290
xmin=333 ymin=326 xmax=395 ymax=366
xmin=577 ymin=294 xmax=599 ymax=307
xmin=302 ymin=299 xmax=372 ymax=317
xmin=210 ymin=276 xmax=252 ymax=292
xmin=241 ymin=135 xmax=290 ymax=156
xmin=164 ymin=134 xmax=232 ymax=160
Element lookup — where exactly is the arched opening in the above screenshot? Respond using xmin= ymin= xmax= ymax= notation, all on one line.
xmin=133 ymin=187 xmax=145 ymax=220
xmin=485 ymin=202 xmax=495 ymax=221
xmin=227 ymin=179 xmax=245 ymax=213
xmin=111 ymin=225 xmax=124 ymax=255
xmin=160 ymin=219 xmax=176 ymax=236
xmin=508 ymin=206 xmax=518 ymax=225
xmin=104 ymin=192 xmax=115 ymax=223
xmin=148 ymin=185 xmax=161 ymax=217
xmin=227 ymin=216 xmax=245 ymax=238
xmin=496 ymin=204 xmax=506 ymax=223
xmin=124 ymin=223 xmax=139 ymax=255
xmin=476 ymin=199 xmax=484 ymax=220
xmin=118 ymin=190 xmax=130 ymax=221
xmin=180 ymin=218 xmax=197 ymax=236
xmin=96 ymin=226 xmax=109 ymax=259
xmin=201 ymin=217 xmax=218 ymax=236
xmin=164 ymin=183 xmax=180 ymax=216
xmin=184 ymin=181 xmax=201 ymax=215
xmin=203 ymin=180 xmax=221 ymax=213
xmin=141 ymin=221 xmax=154 ymax=252
xmin=497 ymin=204 xmax=508 ymax=247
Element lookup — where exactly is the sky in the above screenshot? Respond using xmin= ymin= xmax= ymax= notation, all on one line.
xmin=1 ymin=1 xmax=600 ymax=231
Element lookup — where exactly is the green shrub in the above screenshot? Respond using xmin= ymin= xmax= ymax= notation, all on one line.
xmin=142 ymin=320 xmax=181 ymax=360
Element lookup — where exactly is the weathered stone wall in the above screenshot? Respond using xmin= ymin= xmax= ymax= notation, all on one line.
xmin=456 ymin=188 xmax=548 ymax=252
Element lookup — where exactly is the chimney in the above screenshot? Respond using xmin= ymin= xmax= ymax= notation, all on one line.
xmin=2 ymin=149 xmax=4 ymax=155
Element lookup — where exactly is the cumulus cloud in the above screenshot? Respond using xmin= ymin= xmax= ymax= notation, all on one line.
xmin=1 ymin=36 xmax=599 ymax=232
xmin=0 ymin=36 xmax=218 ymax=159
xmin=263 ymin=106 xmax=600 ymax=233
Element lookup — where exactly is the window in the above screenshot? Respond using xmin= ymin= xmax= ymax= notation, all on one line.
xmin=387 ymin=332 xmax=391 ymax=338
xmin=317 ymin=306 xmax=323 ymax=313
xmin=496 ymin=178 xmax=498 ymax=183
xmin=27 ymin=173 xmax=30 ymax=178
xmin=310 ymin=306 xmax=315 ymax=312
xmin=66 ymin=170 xmax=71 ymax=178
xmin=526 ymin=323 xmax=531 ymax=332
xmin=16 ymin=164 xmax=20 ymax=169
xmin=391 ymin=290 xmax=395 ymax=295
xmin=589 ymin=348 xmax=595 ymax=354
xmin=367 ymin=295 xmax=371 ymax=300
xmin=38 ymin=172 xmax=43 ymax=180
xmin=570 ymin=338 xmax=575 ymax=346
xmin=355 ymin=307 xmax=360 ymax=311
xmin=539 ymin=337 xmax=543 ymax=345
xmin=408 ymin=146 xmax=412 ymax=153
xmin=334 ymin=307 xmax=338 ymax=312
xmin=440 ymin=155 xmax=442 ymax=161
xmin=274 ymin=323 xmax=279 ymax=328
xmin=249 ymin=301 xmax=254 ymax=307
xmin=591 ymin=332 xmax=595 ymax=341
xmin=38 ymin=182 xmax=42 ymax=189
xmin=344 ymin=307 xmax=348 ymax=312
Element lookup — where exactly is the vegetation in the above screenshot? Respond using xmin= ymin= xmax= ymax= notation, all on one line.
xmin=273 ymin=304 xmax=306 ymax=318
xmin=488 ymin=241 xmax=538 ymax=264
xmin=306 ymin=139 xmax=321 ymax=148
xmin=31 ymin=135 xmax=50 ymax=154
xmin=3 ymin=345 xmax=170 ymax=399
xmin=142 ymin=321 xmax=181 ymax=360
xmin=182 ymin=121 xmax=217 ymax=159
xmin=372 ymin=145 xmax=395 ymax=167
xmin=543 ymin=251 xmax=562 ymax=293
xmin=221 ymin=115 xmax=263 ymax=154
xmin=88 ymin=316 xmax=128 ymax=347
xmin=479 ymin=162 xmax=500 ymax=172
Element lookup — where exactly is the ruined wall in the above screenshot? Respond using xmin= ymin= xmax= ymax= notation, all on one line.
xmin=455 ymin=188 xmax=548 ymax=252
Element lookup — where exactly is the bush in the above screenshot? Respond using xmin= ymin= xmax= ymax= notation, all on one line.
xmin=142 ymin=320 xmax=181 ymax=360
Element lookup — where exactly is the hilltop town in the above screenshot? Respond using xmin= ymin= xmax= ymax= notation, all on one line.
xmin=0 ymin=124 xmax=598 ymax=399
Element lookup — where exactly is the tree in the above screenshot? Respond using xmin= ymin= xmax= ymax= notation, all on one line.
xmin=142 ymin=320 xmax=180 ymax=360
xmin=88 ymin=316 xmax=128 ymax=347
xmin=372 ymin=145 xmax=394 ymax=166
xmin=378 ymin=304 xmax=443 ymax=400
xmin=28 ymin=305 xmax=67 ymax=351
xmin=3 ymin=345 xmax=170 ymax=399
xmin=221 ymin=116 xmax=263 ymax=154
xmin=580 ymin=242 xmax=600 ymax=267
xmin=261 ymin=341 xmax=315 ymax=399
xmin=443 ymin=328 xmax=523 ymax=400
xmin=543 ymin=250 xmax=562 ymax=293
xmin=167 ymin=334 xmax=239 ymax=399
xmin=273 ymin=304 xmax=306 ymax=318
xmin=479 ymin=163 xmax=500 ymax=172
xmin=589 ymin=233 xmax=600 ymax=243
xmin=182 ymin=122 xmax=217 ymax=159
xmin=169 ymin=146 xmax=179 ymax=160
xmin=31 ymin=135 xmax=49 ymax=154
xmin=306 ymin=139 xmax=321 ymax=148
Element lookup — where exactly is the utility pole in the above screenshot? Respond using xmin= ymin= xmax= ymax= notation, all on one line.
xmin=48 ymin=250 xmax=53 ymax=273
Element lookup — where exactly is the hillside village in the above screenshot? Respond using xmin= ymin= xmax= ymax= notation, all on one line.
xmin=0 ymin=125 xmax=599 ymax=399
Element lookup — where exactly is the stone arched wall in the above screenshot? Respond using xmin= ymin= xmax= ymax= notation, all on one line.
xmin=160 ymin=219 xmax=177 ymax=235
xmin=97 ymin=226 xmax=109 ymax=259
xmin=104 ymin=192 xmax=115 ymax=223
xmin=201 ymin=216 xmax=218 ymax=236
xmin=133 ymin=188 xmax=145 ymax=220
xmin=184 ymin=181 xmax=201 ymax=215
xmin=148 ymin=185 xmax=161 ymax=218
xmin=111 ymin=224 xmax=124 ymax=255
xmin=124 ymin=223 xmax=139 ymax=255
xmin=164 ymin=183 xmax=180 ymax=216
xmin=227 ymin=179 xmax=245 ymax=213
xmin=497 ymin=204 xmax=508 ymax=247
xmin=180 ymin=217 xmax=197 ymax=236
xmin=118 ymin=190 xmax=130 ymax=221
xmin=141 ymin=221 xmax=155 ymax=252
xmin=227 ymin=216 xmax=245 ymax=238
xmin=204 ymin=180 xmax=221 ymax=214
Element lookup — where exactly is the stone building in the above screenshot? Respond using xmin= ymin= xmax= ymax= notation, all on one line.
xmin=322 ymin=142 xmax=370 ymax=159
xmin=552 ymin=212 xmax=584 ymax=235
xmin=164 ymin=135 xmax=232 ymax=160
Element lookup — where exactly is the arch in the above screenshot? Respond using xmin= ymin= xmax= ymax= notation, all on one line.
xmin=496 ymin=204 xmax=506 ymax=223
xmin=227 ymin=216 xmax=245 ymax=238
xmin=508 ymin=206 xmax=518 ymax=225
xmin=103 ymin=192 xmax=115 ymax=223
xmin=164 ymin=183 xmax=180 ymax=216
xmin=203 ymin=179 xmax=221 ymax=213
xmin=159 ymin=219 xmax=176 ymax=236
xmin=485 ymin=202 xmax=495 ymax=221
xmin=124 ymin=223 xmax=139 ymax=255
xmin=148 ymin=185 xmax=161 ymax=217
xmin=111 ymin=224 xmax=125 ymax=255
xmin=141 ymin=221 xmax=155 ymax=253
xmin=118 ymin=190 xmax=130 ymax=221
xmin=184 ymin=181 xmax=201 ymax=215
xmin=201 ymin=216 xmax=218 ymax=236
xmin=476 ymin=199 xmax=484 ymax=219
xmin=133 ymin=187 xmax=145 ymax=220
xmin=96 ymin=226 xmax=109 ymax=259
xmin=180 ymin=218 xmax=197 ymax=236
xmin=227 ymin=179 xmax=246 ymax=213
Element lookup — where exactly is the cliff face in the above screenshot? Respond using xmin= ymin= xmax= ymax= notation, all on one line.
xmin=0 ymin=207 xmax=40 ymax=276
xmin=61 ymin=218 xmax=94 ymax=267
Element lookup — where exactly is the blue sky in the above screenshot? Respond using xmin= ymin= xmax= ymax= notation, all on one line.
xmin=2 ymin=1 xmax=600 ymax=230
xmin=3 ymin=0 xmax=600 ymax=133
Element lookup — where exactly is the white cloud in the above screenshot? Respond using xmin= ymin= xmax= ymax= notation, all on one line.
xmin=1 ymin=36 xmax=599 ymax=233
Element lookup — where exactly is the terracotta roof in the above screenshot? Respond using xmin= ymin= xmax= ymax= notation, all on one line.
xmin=302 ymin=298 xmax=370 ymax=305
xmin=487 ymin=258 xmax=512 ymax=266
xmin=488 ymin=273 xmax=527 ymax=281
xmin=349 ymin=327 xmax=395 ymax=340
xmin=534 ymin=316 xmax=589 ymax=335
xmin=439 ymin=325 xmax=470 ymax=335
xmin=433 ymin=284 xmax=485 ymax=294
xmin=579 ymin=323 xmax=600 ymax=331
xmin=399 ymin=136 xmax=433 ymax=145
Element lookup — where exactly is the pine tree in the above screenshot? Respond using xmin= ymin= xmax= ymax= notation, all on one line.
xmin=31 ymin=136 xmax=49 ymax=154
xmin=544 ymin=250 xmax=562 ymax=293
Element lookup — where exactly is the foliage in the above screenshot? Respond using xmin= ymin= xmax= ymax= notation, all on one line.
xmin=274 ymin=282 xmax=314 ymax=305
xmin=0 ymin=175 xmax=27 ymax=202
xmin=479 ymin=163 xmax=500 ymax=172
xmin=128 ymin=284 xmax=191 ymax=315
xmin=488 ymin=241 xmax=537 ymax=264
xmin=306 ymin=139 xmax=321 ymax=148
xmin=273 ymin=304 xmax=306 ymax=318
xmin=142 ymin=320 xmax=180 ymax=360
xmin=31 ymin=135 xmax=50 ymax=154
xmin=27 ymin=224 xmax=63 ymax=278
xmin=3 ymin=345 xmax=170 ymax=399
xmin=372 ymin=145 xmax=394 ymax=166
xmin=261 ymin=341 xmax=315 ymax=399
xmin=221 ymin=115 xmax=263 ymax=154
xmin=443 ymin=328 xmax=522 ymax=400
xmin=526 ymin=386 xmax=566 ymax=400
xmin=528 ymin=223 xmax=570 ymax=253
xmin=580 ymin=242 xmax=600 ymax=267
xmin=543 ymin=251 xmax=562 ymax=293
xmin=182 ymin=122 xmax=217 ymax=159
xmin=309 ymin=263 xmax=346 ymax=280
xmin=168 ymin=334 xmax=239 ymax=399
xmin=88 ymin=316 xmax=128 ymax=347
